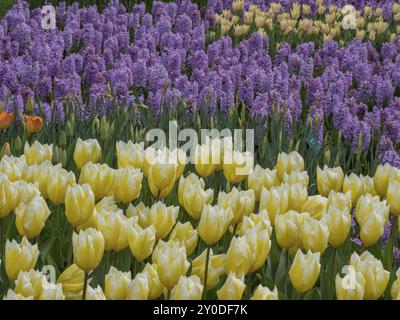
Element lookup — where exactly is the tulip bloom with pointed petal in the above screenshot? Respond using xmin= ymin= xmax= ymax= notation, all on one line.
xmin=57 ymin=264 xmax=85 ymax=299
xmin=275 ymin=151 xmax=304 ymax=181
xmin=251 ymin=285 xmax=279 ymax=300
xmin=322 ymin=206 xmax=351 ymax=247
xmin=301 ymin=195 xmax=328 ymax=220
xmin=73 ymin=138 xmax=101 ymax=169
xmin=169 ymin=222 xmax=198 ymax=256
xmin=127 ymin=272 xmax=149 ymax=300
xmin=47 ymin=168 xmax=76 ymax=205
xmin=259 ymin=185 xmax=289 ymax=224
xmin=0 ymin=111 xmax=14 ymax=129
xmin=114 ymin=166 xmax=143 ymax=204
xmin=387 ymin=179 xmax=400 ymax=216
xmin=116 ymin=141 xmax=144 ymax=170
xmin=343 ymin=173 xmax=365 ymax=206
xmin=14 ymin=270 xmax=46 ymax=299
xmin=0 ymin=172 xmax=18 ymax=219
xmin=191 ymin=249 xmax=226 ymax=290
xmin=317 ymin=165 xmax=344 ymax=197
xmin=24 ymin=115 xmax=43 ymax=134
xmin=104 ymin=267 xmax=131 ymax=300
xmin=170 ymin=275 xmax=203 ymax=300
xmin=5 ymin=237 xmax=39 ymax=280
xmin=223 ymin=150 xmax=254 ymax=185
xmin=128 ymin=223 xmax=156 ymax=262
xmin=148 ymin=202 xmax=179 ymax=240
xmin=301 ymin=217 xmax=330 ymax=254
xmin=218 ymin=187 xmax=255 ymax=225
xmin=79 ymin=162 xmax=116 ymax=200
xmin=335 ymin=265 xmax=366 ymax=300
xmin=65 ymin=183 xmax=95 ymax=227
xmin=142 ymin=264 xmax=164 ymax=299
xmin=289 ymin=249 xmax=321 ymax=293
xmin=217 ymin=272 xmax=246 ymax=300
xmin=373 ymin=163 xmax=394 ymax=198
xmin=24 ymin=141 xmax=52 ymax=165
xmin=247 ymin=165 xmax=280 ymax=201
xmin=224 ymin=236 xmax=252 ymax=277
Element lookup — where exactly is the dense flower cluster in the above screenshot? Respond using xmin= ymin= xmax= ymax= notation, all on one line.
xmin=0 ymin=0 xmax=400 ymax=165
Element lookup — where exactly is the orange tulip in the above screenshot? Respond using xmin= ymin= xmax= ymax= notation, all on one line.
xmin=24 ymin=116 xmax=43 ymax=134
xmin=0 ymin=112 xmax=14 ymax=130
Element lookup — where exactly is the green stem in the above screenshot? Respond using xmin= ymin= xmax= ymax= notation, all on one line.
xmin=67 ymin=225 xmax=74 ymax=266
xmin=0 ymin=218 xmax=3 ymax=262
xmin=329 ymin=247 xmax=337 ymax=300
xmin=82 ymin=272 xmax=89 ymax=300
xmin=202 ymin=246 xmax=211 ymax=300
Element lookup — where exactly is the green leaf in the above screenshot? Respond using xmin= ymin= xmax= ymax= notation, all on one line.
xmin=304 ymin=288 xmax=320 ymax=300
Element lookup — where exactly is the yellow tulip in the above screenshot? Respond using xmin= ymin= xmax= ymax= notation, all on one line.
xmin=301 ymin=216 xmax=329 ymax=253
xmin=79 ymin=162 xmax=116 ymax=200
xmin=244 ymin=228 xmax=271 ymax=273
xmin=65 ymin=183 xmax=95 ymax=227
xmin=321 ymin=206 xmax=351 ymax=247
xmin=274 ymin=210 xmax=305 ymax=250
xmin=12 ymin=180 xmax=40 ymax=207
xmin=343 ymin=173 xmax=365 ymax=206
xmin=57 ymin=264 xmax=84 ymax=298
xmin=104 ymin=267 xmax=131 ymax=300
xmin=327 ymin=190 xmax=352 ymax=212
xmin=116 ymin=141 xmax=144 ymax=170
xmin=301 ymin=195 xmax=328 ymax=220
xmin=47 ymin=168 xmax=75 ymax=205
xmin=147 ymin=149 xmax=177 ymax=199
xmin=335 ymin=265 xmax=366 ymax=300
xmin=73 ymin=138 xmax=101 ymax=169
xmin=14 ymin=269 xmax=46 ymax=299
xmin=259 ymin=185 xmax=289 ymax=224
xmin=363 ymin=175 xmax=377 ymax=196
xmin=24 ymin=141 xmax=52 ymax=165
xmin=85 ymin=285 xmax=106 ymax=300
xmin=72 ymin=228 xmax=105 ymax=273
xmin=0 ymin=154 xmax=27 ymax=181
xmin=169 ymin=222 xmax=198 ymax=256
xmin=142 ymin=263 xmax=164 ymax=299
xmin=251 ymin=285 xmax=279 ymax=300
xmin=0 ymin=172 xmax=18 ymax=219
xmin=170 ymin=275 xmax=203 ymax=300
xmin=142 ymin=147 xmax=156 ymax=177
xmin=77 ymin=196 xmax=118 ymax=231
xmin=127 ymin=272 xmax=149 ymax=300
xmin=374 ymin=163 xmax=393 ymax=198
xmin=224 ymin=236 xmax=252 ymax=277
xmin=391 ymin=268 xmax=400 ymax=300
xmin=317 ymin=165 xmax=344 ymax=197
xmin=247 ymin=165 xmax=280 ymax=201
xmin=355 ymin=194 xmax=388 ymax=226
xmin=178 ymin=173 xmax=213 ymax=219
xmin=39 ymin=283 xmax=65 ymax=300
xmin=5 ymin=237 xmax=39 ymax=280
xmin=194 ymin=140 xmax=219 ymax=178
xmin=359 ymin=211 xmax=386 ymax=247
xmin=223 ymin=150 xmax=254 ymax=184
xmin=350 ymin=251 xmax=389 ymax=300
xmin=218 ymin=187 xmax=255 ymax=224
xmin=282 ymin=170 xmax=309 ymax=188
xmin=191 ymin=249 xmax=226 ymax=290
xmin=29 ymin=161 xmax=59 ymax=199
xmin=128 ymin=224 xmax=156 ymax=262
xmin=197 ymin=204 xmax=233 ymax=245
xmin=217 ymin=272 xmax=246 ymax=300
xmin=126 ymin=202 xmax=149 ymax=228
xmin=152 ymin=240 xmax=190 ymax=289
xmin=169 ymin=148 xmax=187 ymax=179
xmin=237 ymin=210 xmax=273 ymax=237
xmin=113 ymin=166 xmax=143 ymax=204
xmin=275 ymin=151 xmax=304 ymax=181
xmin=289 ymin=249 xmax=321 ymax=293
xmin=96 ymin=210 xmax=132 ymax=251
xmin=15 ymin=195 xmax=51 ymax=239
xmin=148 ymin=202 xmax=179 ymax=240
xmin=3 ymin=289 xmax=33 ymax=300
xmin=287 ymin=183 xmax=308 ymax=212
xmin=387 ymin=179 xmax=400 ymax=216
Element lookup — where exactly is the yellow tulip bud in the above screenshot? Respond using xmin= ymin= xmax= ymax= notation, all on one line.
xmin=223 ymin=151 xmax=254 ymax=184
xmin=335 ymin=265 xmax=366 ymax=300
xmin=224 ymin=236 xmax=252 ymax=277
xmin=238 ymin=210 xmax=272 ymax=237
xmin=28 ymin=161 xmax=59 ymax=199
xmin=15 ymin=269 xmax=46 ymax=299
xmin=15 ymin=195 xmax=51 ymax=239
xmin=360 ymin=211 xmax=386 ymax=247
xmin=142 ymin=263 xmax=164 ymax=299
xmin=0 ymin=154 xmax=27 ymax=181
xmin=3 ymin=289 xmax=33 ymax=300
xmin=259 ymin=185 xmax=289 ymax=224
xmin=289 ymin=249 xmax=321 ymax=293
xmin=322 ymin=206 xmax=351 ymax=247
xmin=301 ymin=217 xmax=329 ymax=253
xmin=317 ymin=165 xmax=344 ymax=197
xmin=251 ymin=285 xmax=279 ymax=300
xmin=105 ymin=267 xmax=131 ymax=300
xmin=5 ymin=237 xmax=39 ymax=280
xmin=85 ymin=285 xmax=106 ymax=300
xmin=350 ymin=251 xmax=389 ymax=300
xmin=0 ymin=172 xmax=18 ymax=219
xmin=197 ymin=204 xmax=234 ymax=246
xmin=327 ymin=190 xmax=352 ymax=212
xmin=373 ymin=164 xmax=393 ymax=198
xmin=57 ymin=264 xmax=84 ymax=298
xmin=128 ymin=224 xmax=156 ymax=262
xmin=47 ymin=168 xmax=76 ymax=205
xmin=148 ymin=149 xmax=177 ymax=199
xmin=244 ymin=228 xmax=271 ymax=273
xmin=282 ymin=170 xmax=309 ymax=188
xmin=387 ymin=179 xmax=400 ymax=216
xmin=116 ymin=141 xmax=144 ymax=170
xmin=191 ymin=249 xmax=226 ymax=290
xmin=276 ymin=151 xmax=304 ymax=181
xmin=248 ymin=165 xmax=280 ymax=201
xmin=12 ymin=180 xmax=40 ymax=207
xmin=217 ymin=272 xmax=246 ymax=300
xmin=126 ymin=202 xmax=149 ymax=228
xmin=170 ymin=148 xmax=187 ymax=179
xmin=170 ymin=275 xmax=203 ymax=300
xmin=153 ymin=240 xmax=190 ymax=289
xmin=301 ymin=195 xmax=328 ymax=220
xmin=24 ymin=141 xmax=52 ymax=165
xmin=276 ymin=210 xmax=308 ymax=251
xmin=363 ymin=175 xmax=377 ymax=196
xmin=96 ymin=210 xmax=132 ymax=251
xmin=79 ymin=162 xmax=116 ymax=200
xmin=148 ymin=202 xmax=179 ymax=240
xmin=391 ymin=268 xmax=400 ymax=300
xmin=65 ymin=183 xmax=95 ymax=227
xmin=39 ymin=283 xmax=65 ymax=300
xmin=113 ymin=166 xmax=143 ymax=204
xmin=73 ymin=138 xmax=101 ymax=169
xmin=287 ymin=183 xmax=308 ymax=212
xmin=343 ymin=173 xmax=365 ymax=205
xmin=178 ymin=173 xmax=213 ymax=219
xmin=169 ymin=222 xmax=198 ymax=256
xmin=72 ymin=228 xmax=105 ymax=273
xmin=218 ymin=187 xmax=255 ymax=224
xmin=127 ymin=272 xmax=149 ymax=300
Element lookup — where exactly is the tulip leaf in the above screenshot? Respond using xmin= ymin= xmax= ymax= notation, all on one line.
xmin=40 ymin=238 xmax=55 ymax=260
xmin=303 ymin=288 xmax=320 ymax=300
xmin=274 ymin=249 xmax=289 ymax=293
